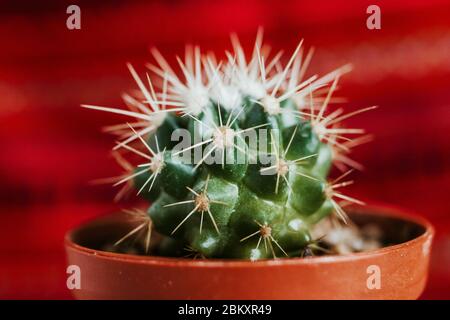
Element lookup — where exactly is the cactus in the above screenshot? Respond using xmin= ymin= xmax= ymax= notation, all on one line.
xmin=83 ymin=31 xmax=375 ymax=260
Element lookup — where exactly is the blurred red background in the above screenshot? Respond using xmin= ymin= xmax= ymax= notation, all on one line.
xmin=0 ymin=0 xmax=449 ymax=299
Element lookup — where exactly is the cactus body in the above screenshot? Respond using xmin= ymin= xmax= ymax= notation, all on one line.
xmin=83 ymin=32 xmax=373 ymax=260
xmin=139 ymin=99 xmax=331 ymax=259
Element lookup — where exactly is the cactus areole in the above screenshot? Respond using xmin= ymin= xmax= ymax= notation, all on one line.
xmin=82 ymin=31 xmax=377 ymax=260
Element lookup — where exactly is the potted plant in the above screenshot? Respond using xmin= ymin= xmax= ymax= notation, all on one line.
xmin=67 ymin=32 xmax=434 ymax=299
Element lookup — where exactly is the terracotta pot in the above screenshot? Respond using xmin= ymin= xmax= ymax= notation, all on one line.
xmin=65 ymin=204 xmax=434 ymax=300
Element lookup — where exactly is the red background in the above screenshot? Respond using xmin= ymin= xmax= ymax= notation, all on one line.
xmin=0 ymin=0 xmax=449 ymax=299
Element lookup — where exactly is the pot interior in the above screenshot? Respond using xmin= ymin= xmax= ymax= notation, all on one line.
xmin=349 ymin=207 xmax=425 ymax=248
xmin=68 ymin=206 xmax=427 ymax=257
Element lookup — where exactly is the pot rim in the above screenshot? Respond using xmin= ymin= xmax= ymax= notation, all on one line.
xmin=65 ymin=202 xmax=434 ymax=268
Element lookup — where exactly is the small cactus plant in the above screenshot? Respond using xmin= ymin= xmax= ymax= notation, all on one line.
xmin=83 ymin=31 xmax=375 ymax=260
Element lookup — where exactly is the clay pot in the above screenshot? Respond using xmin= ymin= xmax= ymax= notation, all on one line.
xmin=65 ymin=204 xmax=434 ymax=299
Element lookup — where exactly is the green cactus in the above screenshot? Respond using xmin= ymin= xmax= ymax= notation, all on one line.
xmin=83 ymin=31 xmax=375 ymax=260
